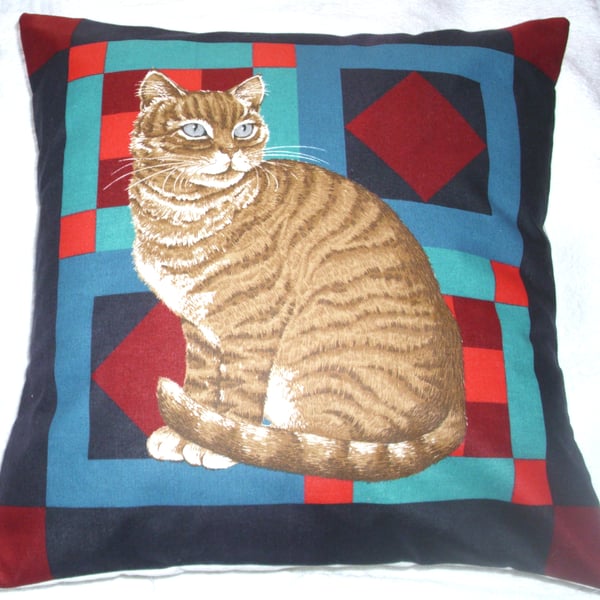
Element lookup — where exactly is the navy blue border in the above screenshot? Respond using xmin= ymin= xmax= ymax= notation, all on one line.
xmin=0 ymin=51 xmax=65 ymax=506
xmin=513 ymin=58 xmax=598 ymax=505
xmin=47 ymin=501 xmax=552 ymax=580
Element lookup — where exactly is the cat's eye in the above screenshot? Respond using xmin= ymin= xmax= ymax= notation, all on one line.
xmin=181 ymin=121 xmax=210 ymax=139
xmin=233 ymin=122 xmax=256 ymax=140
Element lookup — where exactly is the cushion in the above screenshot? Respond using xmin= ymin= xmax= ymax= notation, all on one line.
xmin=1 ymin=12 xmax=599 ymax=589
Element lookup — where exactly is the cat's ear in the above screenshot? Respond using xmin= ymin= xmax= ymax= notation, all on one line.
xmin=230 ymin=76 xmax=265 ymax=110
xmin=138 ymin=70 xmax=184 ymax=109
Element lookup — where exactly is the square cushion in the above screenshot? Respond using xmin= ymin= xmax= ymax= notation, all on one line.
xmin=1 ymin=12 xmax=599 ymax=589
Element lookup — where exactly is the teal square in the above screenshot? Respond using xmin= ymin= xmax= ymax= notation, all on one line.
xmin=426 ymin=247 xmax=495 ymax=300
xmin=96 ymin=206 xmax=135 ymax=253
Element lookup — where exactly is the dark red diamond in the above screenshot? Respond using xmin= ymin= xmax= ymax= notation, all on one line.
xmin=92 ymin=302 xmax=186 ymax=436
xmin=346 ymin=72 xmax=486 ymax=201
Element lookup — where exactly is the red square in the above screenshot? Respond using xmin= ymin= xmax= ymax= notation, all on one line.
xmin=162 ymin=69 xmax=203 ymax=90
xmin=102 ymin=70 xmax=147 ymax=114
xmin=59 ymin=210 xmax=96 ymax=259
xmin=492 ymin=261 xmax=528 ymax=306
xmin=97 ymin=158 xmax=131 ymax=208
xmin=304 ymin=476 xmax=353 ymax=504
xmin=20 ymin=14 xmax=81 ymax=76
xmin=253 ymin=43 xmax=297 ymax=67
xmin=202 ymin=68 xmax=255 ymax=91
xmin=463 ymin=402 xmax=512 ymax=458
xmin=68 ymin=42 xmax=108 ymax=81
xmin=546 ymin=506 xmax=600 ymax=588
xmin=463 ymin=347 xmax=507 ymax=404
xmin=452 ymin=297 xmax=503 ymax=350
xmin=0 ymin=506 xmax=51 ymax=587
xmin=100 ymin=112 xmax=138 ymax=160
xmin=443 ymin=294 xmax=456 ymax=316
xmin=450 ymin=439 xmax=465 ymax=457
xmin=512 ymin=459 xmax=552 ymax=505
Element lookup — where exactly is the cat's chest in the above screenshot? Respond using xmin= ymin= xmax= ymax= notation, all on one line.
xmin=133 ymin=242 xmax=226 ymax=311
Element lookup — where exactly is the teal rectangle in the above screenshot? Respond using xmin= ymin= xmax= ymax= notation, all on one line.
xmin=354 ymin=457 xmax=514 ymax=503
xmin=425 ymin=247 xmax=495 ymax=300
xmin=105 ymin=40 xmax=252 ymax=72
xmin=260 ymin=68 xmax=300 ymax=154
xmin=96 ymin=206 xmax=135 ymax=252
xmin=496 ymin=304 xmax=546 ymax=459
xmin=62 ymin=76 xmax=103 ymax=216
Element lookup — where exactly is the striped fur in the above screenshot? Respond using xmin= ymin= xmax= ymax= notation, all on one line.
xmin=128 ymin=71 xmax=465 ymax=481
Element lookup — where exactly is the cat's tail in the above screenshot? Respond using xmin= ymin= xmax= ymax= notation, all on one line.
xmin=156 ymin=378 xmax=465 ymax=482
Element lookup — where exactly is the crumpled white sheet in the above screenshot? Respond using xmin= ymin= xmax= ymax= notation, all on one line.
xmin=0 ymin=0 xmax=598 ymax=598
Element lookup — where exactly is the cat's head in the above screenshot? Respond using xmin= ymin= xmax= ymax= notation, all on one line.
xmin=130 ymin=70 xmax=269 ymax=191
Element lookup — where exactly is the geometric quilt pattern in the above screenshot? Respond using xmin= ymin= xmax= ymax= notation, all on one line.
xmin=86 ymin=269 xmax=550 ymax=507
xmin=343 ymin=69 xmax=490 ymax=211
xmin=49 ymin=38 xmax=552 ymax=508
xmin=6 ymin=14 xmax=600 ymax=590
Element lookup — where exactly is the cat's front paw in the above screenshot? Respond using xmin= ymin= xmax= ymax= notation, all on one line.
xmin=147 ymin=425 xmax=185 ymax=461
xmin=182 ymin=442 xmax=237 ymax=470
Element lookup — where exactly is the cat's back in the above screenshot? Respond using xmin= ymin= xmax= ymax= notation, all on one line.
xmin=257 ymin=159 xmax=431 ymax=270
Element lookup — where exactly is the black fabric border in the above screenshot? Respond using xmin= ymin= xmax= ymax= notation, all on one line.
xmin=513 ymin=56 xmax=599 ymax=506
xmin=72 ymin=16 xmax=514 ymax=51
xmin=0 ymin=51 xmax=65 ymax=506
xmin=46 ymin=502 xmax=553 ymax=581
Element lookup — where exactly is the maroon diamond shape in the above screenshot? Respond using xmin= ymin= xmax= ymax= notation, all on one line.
xmin=92 ymin=302 xmax=185 ymax=436
xmin=346 ymin=72 xmax=486 ymax=201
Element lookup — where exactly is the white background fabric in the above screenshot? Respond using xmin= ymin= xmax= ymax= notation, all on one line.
xmin=0 ymin=1 xmax=598 ymax=597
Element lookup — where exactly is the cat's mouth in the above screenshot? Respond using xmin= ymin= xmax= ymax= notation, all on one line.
xmin=188 ymin=151 xmax=255 ymax=189
xmin=188 ymin=165 xmax=246 ymax=189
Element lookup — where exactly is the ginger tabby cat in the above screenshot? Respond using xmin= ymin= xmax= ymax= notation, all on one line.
xmin=128 ymin=70 xmax=465 ymax=481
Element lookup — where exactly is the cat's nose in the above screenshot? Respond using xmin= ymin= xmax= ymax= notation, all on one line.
xmin=217 ymin=140 xmax=235 ymax=154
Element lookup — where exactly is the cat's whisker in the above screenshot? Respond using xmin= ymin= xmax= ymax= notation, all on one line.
xmin=251 ymin=168 xmax=263 ymax=193
xmin=110 ymin=157 xmax=136 ymax=173
xmin=103 ymin=171 xmax=134 ymax=191
xmin=173 ymin=168 xmax=190 ymax=196
xmin=166 ymin=163 xmax=189 ymax=195
xmin=266 ymin=145 xmax=326 ymax=153
xmin=257 ymin=164 xmax=280 ymax=191
xmin=128 ymin=155 xmax=211 ymax=185
xmin=263 ymin=161 xmax=300 ymax=184
xmin=262 ymin=150 xmax=329 ymax=167
xmin=268 ymin=168 xmax=280 ymax=192
xmin=128 ymin=164 xmax=188 ymax=190
xmin=161 ymin=168 xmax=174 ymax=195
xmin=128 ymin=155 xmax=223 ymax=193
xmin=264 ymin=145 xmax=328 ymax=163
xmin=104 ymin=157 xmax=198 ymax=191
xmin=256 ymin=165 xmax=272 ymax=189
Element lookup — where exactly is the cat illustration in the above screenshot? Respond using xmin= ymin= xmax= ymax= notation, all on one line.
xmin=128 ymin=70 xmax=466 ymax=481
